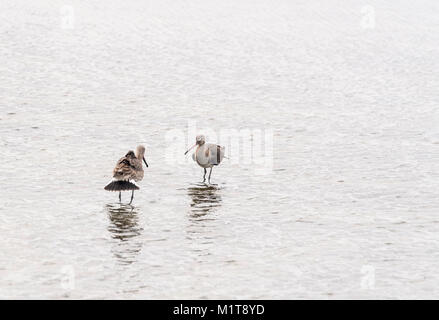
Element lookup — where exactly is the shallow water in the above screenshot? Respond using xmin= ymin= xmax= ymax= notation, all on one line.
xmin=1 ymin=0 xmax=439 ymax=299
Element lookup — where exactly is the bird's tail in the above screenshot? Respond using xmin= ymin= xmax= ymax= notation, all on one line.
xmin=104 ymin=179 xmax=139 ymax=191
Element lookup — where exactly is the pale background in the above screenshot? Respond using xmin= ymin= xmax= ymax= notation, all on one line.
xmin=0 ymin=0 xmax=438 ymax=299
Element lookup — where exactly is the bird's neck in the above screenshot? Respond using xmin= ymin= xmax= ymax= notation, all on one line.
xmin=136 ymin=150 xmax=145 ymax=160
xmin=195 ymin=144 xmax=205 ymax=159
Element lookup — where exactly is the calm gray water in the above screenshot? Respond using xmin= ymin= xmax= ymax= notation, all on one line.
xmin=1 ymin=0 xmax=439 ymax=299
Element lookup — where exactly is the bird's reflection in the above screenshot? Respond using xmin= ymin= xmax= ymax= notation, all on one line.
xmin=187 ymin=183 xmax=222 ymax=218
xmin=105 ymin=204 xmax=143 ymax=265
xmin=186 ymin=184 xmax=222 ymax=262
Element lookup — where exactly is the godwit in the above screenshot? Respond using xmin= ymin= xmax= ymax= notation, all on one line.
xmin=185 ymin=135 xmax=225 ymax=184
xmin=104 ymin=145 xmax=148 ymax=204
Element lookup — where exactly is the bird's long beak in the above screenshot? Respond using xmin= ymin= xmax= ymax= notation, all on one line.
xmin=143 ymin=157 xmax=148 ymax=167
xmin=184 ymin=143 xmax=197 ymax=155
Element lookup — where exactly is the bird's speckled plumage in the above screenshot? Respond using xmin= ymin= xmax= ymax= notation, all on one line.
xmin=113 ymin=150 xmax=144 ymax=182
xmin=104 ymin=145 xmax=148 ymax=201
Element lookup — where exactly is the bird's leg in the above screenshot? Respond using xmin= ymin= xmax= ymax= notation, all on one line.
xmin=203 ymin=168 xmax=207 ymax=183
xmin=208 ymin=167 xmax=213 ymax=184
xmin=129 ymin=190 xmax=134 ymax=205
xmin=119 ymin=191 xmax=121 ymax=202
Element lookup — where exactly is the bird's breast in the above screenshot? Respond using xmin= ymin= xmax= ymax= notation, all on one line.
xmin=194 ymin=146 xmax=211 ymax=167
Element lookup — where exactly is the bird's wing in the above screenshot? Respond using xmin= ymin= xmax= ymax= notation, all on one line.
xmin=209 ymin=144 xmax=225 ymax=165
xmin=203 ymin=144 xmax=219 ymax=165
xmin=113 ymin=156 xmax=136 ymax=180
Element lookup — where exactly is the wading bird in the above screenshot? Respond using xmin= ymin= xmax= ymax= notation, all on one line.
xmin=105 ymin=145 xmax=148 ymax=204
xmin=185 ymin=135 xmax=225 ymax=184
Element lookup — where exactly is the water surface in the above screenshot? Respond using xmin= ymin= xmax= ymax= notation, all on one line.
xmin=1 ymin=0 xmax=439 ymax=299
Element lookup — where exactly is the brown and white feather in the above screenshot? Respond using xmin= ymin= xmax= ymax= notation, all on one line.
xmin=104 ymin=146 xmax=147 ymax=192
xmin=112 ymin=151 xmax=144 ymax=182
